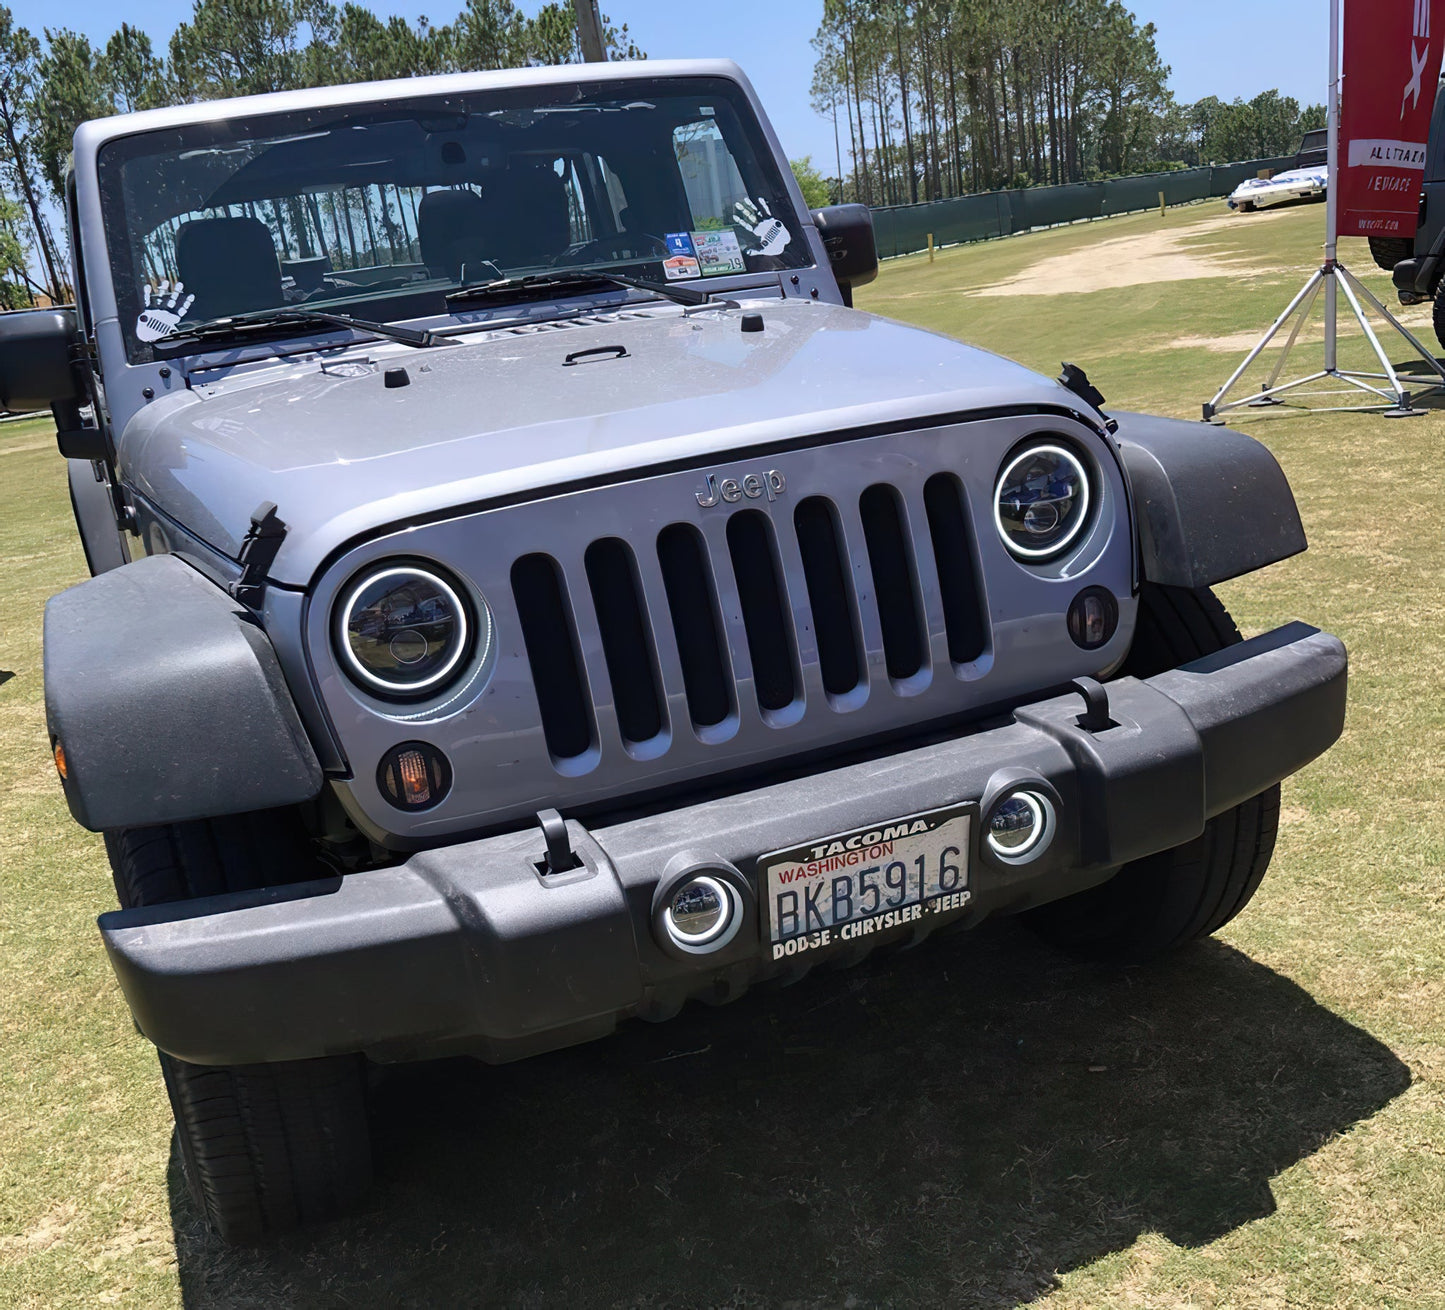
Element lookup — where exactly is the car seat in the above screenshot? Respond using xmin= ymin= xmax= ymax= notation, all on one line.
xmin=486 ymin=164 xmax=572 ymax=269
xmin=174 ymin=216 xmax=284 ymax=322
xmin=417 ymin=188 xmax=491 ymax=282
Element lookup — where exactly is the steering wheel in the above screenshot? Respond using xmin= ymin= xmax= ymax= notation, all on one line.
xmin=557 ymin=231 xmax=666 ymax=265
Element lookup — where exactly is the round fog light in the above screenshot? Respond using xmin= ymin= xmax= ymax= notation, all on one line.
xmin=663 ymin=875 xmax=742 ymax=953
xmin=986 ymin=791 xmax=1052 ymax=862
xmin=1067 ymin=586 xmax=1119 ymax=650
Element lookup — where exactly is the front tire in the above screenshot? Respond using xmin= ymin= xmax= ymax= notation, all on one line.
xmin=1027 ymin=585 xmax=1280 ymax=962
xmin=1430 ymin=292 xmax=1445 ymax=354
xmin=106 ymin=812 xmax=372 ymax=1242
xmin=1368 ymin=235 xmax=1413 ymax=272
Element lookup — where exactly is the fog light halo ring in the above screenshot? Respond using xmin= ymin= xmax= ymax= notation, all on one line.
xmin=985 ymin=788 xmax=1056 ymax=865
xmin=659 ymin=869 xmax=745 ymax=955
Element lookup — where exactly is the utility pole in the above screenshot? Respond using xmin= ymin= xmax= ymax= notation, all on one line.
xmin=573 ymin=0 xmax=607 ymax=62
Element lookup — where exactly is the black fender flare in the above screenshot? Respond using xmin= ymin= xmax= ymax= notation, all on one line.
xmin=44 ymin=554 xmax=322 ymax=831
xmin=1110 ymin=411 xmax=1307 ymax=589
xmin=67 ymin=459 xmax=127 ymax=576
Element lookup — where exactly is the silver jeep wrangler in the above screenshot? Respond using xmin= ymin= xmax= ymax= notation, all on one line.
xmin=12 ymin=60 xmax=1346 ymax=1241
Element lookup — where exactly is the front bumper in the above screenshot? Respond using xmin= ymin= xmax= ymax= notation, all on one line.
xmin=100 ymin=622 xmax=1347 ymax=1067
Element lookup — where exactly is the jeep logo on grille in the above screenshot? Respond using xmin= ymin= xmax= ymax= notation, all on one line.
xmin=695 ymin=469 xmax=787 ymax=508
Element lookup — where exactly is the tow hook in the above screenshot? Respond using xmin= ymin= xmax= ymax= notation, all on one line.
xmin=536 ymin=808 xmax=581 ymax=874
xmin=1071 ymin=677 xmax=1113 ymax=732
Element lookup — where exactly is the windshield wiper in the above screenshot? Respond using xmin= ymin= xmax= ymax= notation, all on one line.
xmin=445 ymin=269 xmax=710 ymax=310
xmin=156 ymin=307 xmax=459 ymax=353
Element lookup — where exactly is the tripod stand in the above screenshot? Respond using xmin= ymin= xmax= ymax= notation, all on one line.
xmin=1204 ymin=0 xmax=1445 ymax=420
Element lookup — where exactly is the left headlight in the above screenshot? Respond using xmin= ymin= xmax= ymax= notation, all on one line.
xmin=335 ymin=562 xmax=482 ymax=698
xmin=994 ymin=441 xmax=1092 ymax=561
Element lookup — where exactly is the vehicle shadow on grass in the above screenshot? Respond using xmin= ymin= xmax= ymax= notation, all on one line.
xmin=169 ymin=922 xmax=1409 ymax=1309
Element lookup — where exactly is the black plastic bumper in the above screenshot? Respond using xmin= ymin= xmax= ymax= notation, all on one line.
xmin=1393 ymin=255 xmax=1436 ymax=298
xmin=100 ymin=622 xmax=1347 ymax=1067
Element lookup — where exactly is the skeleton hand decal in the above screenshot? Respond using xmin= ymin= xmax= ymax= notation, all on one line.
xmin=732 ymin=197 xmax=791 ymax=257
xmin=135 ymin=281 xmax=195 ymax=342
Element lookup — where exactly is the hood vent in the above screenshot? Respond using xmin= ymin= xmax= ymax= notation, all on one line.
xmin=492 ymin=309 xmax=666 ymax=340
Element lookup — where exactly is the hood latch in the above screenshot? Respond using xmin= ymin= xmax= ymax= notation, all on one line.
xmin=1059 ymin=362 xmax=1119 ymax=434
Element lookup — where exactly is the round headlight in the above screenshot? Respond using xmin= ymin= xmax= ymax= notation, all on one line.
xmin=336 ymin=563 xmax=478 ymax=697
xmin=994 ymin=443 xmax=1091 ymax=561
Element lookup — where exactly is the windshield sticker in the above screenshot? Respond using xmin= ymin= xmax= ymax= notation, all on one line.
xmin=732 ymin=197 xmax=791 ymax=257
xmin=136 ymin=281 xmax=195 ymax=342
xmin=663 ymin=232 xmax=700 ymax=280
xmin=692 ymin=229 xmax=746 ymax=276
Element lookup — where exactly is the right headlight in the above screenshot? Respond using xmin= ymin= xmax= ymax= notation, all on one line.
xmin=994 ymin=442 xmax=1092 ymax=561
xmin=334 ymin=561 xmax=483 ymax=699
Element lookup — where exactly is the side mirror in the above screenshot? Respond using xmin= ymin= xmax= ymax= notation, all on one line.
xmin=0 ymin=307 xmax=82 ymax=412
xmin=811 ymin=204 xmax=879 ymax=306
xmin=0 ymin=307 xmax=106 ymax=460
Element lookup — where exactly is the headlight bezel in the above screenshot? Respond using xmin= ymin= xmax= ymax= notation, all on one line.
xmin=333 ymin=559 xmax=479 ymax=701
xmin=993 ymin=439 xmax=1094 ymax=563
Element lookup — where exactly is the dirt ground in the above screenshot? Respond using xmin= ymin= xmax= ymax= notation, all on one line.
xmin=972 ymin=207 xmax=1287 ymax=297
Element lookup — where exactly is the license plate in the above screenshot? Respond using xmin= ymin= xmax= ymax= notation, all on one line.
xmin=760 ymin=803 xmax=973 ymax=961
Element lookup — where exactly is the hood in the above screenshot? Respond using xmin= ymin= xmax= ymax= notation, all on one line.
xmin=120 ymin=298 xmax=1080 ymax=584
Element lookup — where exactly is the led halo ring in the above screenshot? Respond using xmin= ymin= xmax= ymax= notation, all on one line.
xmin=984 ymin=789 xmax=1056 ymax=865
xmin=661 ymin=874 xmax=745 ymax=954
xmin=993 ymin=442 xmax=1093 ymax=562
xmin=336 ymin=563 xmax=473 ymax=696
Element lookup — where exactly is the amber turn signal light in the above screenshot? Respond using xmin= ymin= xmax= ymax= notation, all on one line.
xmin=53 ymin=740 xmax=67 ymax=781
xmin=377 ymin=741 xmax=451 ymax=812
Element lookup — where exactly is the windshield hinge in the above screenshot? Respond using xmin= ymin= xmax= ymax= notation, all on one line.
xmin=228 ymin=501 xmax=287 ymax=609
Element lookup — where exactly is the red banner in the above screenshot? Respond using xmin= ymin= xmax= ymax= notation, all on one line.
xmin=1339 ymin=0 xmax=1445 ymax=238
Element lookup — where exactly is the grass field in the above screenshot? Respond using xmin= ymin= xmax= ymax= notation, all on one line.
xmin=2 ymin=200 xmax=1443 ymax=1308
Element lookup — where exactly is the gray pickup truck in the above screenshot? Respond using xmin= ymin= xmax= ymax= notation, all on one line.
xmin=7 ymin=60 xmax=1346 ymax=1242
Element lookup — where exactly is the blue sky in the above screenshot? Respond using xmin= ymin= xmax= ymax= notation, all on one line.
xmin=8 ymin=0 xmax=1329 ymax=168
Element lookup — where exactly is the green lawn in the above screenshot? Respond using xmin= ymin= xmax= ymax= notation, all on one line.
xmin=2 ymin=201 xmax=1443 ymax=1307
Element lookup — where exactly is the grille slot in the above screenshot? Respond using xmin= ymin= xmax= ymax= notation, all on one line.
xmin=513 ymin=463 xmax=995 ymax=770
xmin=584 ymin=538 xmax=665 ymax=747
xmin=726 ymin=509 xmax=799 ymax=714
xmin=511 ymin=553 xmax=594 ymax=761
xmin=923 ymin=474 xmax=988 ymax=665
xmin=793 ymin=496 xmax=862 ymax=697
xmin=657 ymin=523 xmax=733 ymax=729
xmin=859 ymin=483 xmax=926 ymax=682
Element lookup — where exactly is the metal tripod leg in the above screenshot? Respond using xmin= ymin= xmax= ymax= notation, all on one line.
xmin=1340 ymin=264 xmax=1445 ymax=385
xmin=1334 ymin=266 xmax=1410 ymax=407
xmin=1260 ymin=273 xmax=1324 ymax=394
xmin=1205 ymin=268 xmax=1324 ymax=417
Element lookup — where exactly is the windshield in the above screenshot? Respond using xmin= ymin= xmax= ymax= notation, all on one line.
xmin=97 ymin=77 xmax=810 ymax=361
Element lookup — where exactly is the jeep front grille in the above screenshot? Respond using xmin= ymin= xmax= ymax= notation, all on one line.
xmin=311 ymin=414 xmax=1137 ymax=837
xmin=510 ymin=476 xmax=988 ymax=766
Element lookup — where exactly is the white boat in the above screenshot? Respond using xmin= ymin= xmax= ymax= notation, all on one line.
xmin=1228 ymin=165 xmax=1328 ymax=211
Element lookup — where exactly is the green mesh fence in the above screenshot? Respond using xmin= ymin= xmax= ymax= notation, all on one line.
xmin=871 ymin=193 xmax=1010 ymax=257
xmin=1010 ymin=182 xmax=1105 ymax=230
xmin=871 ymin=155 xmax=1301 ymax=257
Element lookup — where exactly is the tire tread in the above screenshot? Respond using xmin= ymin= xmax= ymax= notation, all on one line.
xmin=106 ymin=810 xmax=371 ymax=1242
xmin=1027 ymin=584 xmax=1280 ymax=961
